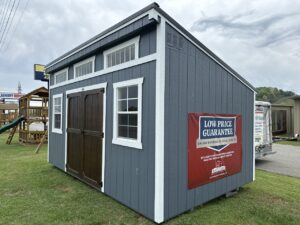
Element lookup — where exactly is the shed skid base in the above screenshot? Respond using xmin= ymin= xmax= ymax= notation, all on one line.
xmin=225 ymin=188 xmax=240 ymax=198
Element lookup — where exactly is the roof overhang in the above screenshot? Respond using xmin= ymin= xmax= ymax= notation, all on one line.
xmin=45 ymin=2 xmax=256 ymax=92
xmin=289 ymin=95 xmax=300 ymax=100
xmin=45 ymin=3 xmax=160 ymax=73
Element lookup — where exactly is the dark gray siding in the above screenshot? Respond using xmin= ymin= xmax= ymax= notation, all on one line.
xmin=164 ymin=24 xmax=254 ymax=220
xmin=47 ymin=15 xmax=157 ymax=73
xmin=49 ymin=27 xmax=156 ymax=84
xmin=68 ymin=66 xmax=74 ymax=80
xmin=49 ymin=61 xmax=156 ymax=220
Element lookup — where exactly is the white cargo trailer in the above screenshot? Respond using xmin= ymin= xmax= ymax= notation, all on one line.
xmin=255 ymin=101 xmax=275 ymax=158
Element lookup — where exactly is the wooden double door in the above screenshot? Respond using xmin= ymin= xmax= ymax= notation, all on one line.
xmin=66 ymin=89 xmax=104 ymax=189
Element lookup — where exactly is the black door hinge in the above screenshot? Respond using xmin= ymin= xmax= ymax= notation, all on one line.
xmin=101 ymin=132 xmax=104 ymax=138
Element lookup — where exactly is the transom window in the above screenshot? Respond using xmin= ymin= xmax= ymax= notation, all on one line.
xmin=54 ymin=69 xmax=68 ymax=85
xmin=52 ymin=94 xmax=63 ymax=133
xmin=104 ymin=36 xmax=139 ymax=69
xmin=74 ymin=56 xmax=95 ymax=78
xmin=113 ymin=77 xmax=143 ymax=149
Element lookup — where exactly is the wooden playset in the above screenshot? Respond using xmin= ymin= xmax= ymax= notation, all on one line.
xmin=18 ymin=87 xmax=48 ymax=144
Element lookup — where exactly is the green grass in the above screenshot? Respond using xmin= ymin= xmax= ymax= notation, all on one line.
xmin=1 ymin=134 xmax=300 ymax=225
xmin=274 ymin=140 xmax=300 ymax=147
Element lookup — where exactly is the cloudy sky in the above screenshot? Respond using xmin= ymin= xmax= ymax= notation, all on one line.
xmin=0 ymin=0 xmax=299 ymax=93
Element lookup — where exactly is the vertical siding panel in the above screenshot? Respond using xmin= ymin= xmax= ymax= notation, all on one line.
xmin=177 ymin=46 xmax=188 ymax=213
xmin=164 ymin=46 xmax=171 ymax=218
xmin=49 ymin=60 xmax=156 ymax=220
xmin=140 ymin=32 xmax=150 ymax=57
xmin=207 ymin=60 xmax=216 ymax=200
xmin=164 ymin=24 xmax=254 ymax=221
xmin=186 ymin=41 xmax=196 ymax=209
xmin=167 ymin=48 xmax=179 ymax=217
xmin=149 ymin=29 xmax=157 ymax=55
xmin=138 ymin=64 xmax=147 ymax=214
xmin=214 ymin=65 xmax=226 ymax=197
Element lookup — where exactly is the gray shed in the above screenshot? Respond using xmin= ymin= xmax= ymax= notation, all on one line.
xmin=46 ymin=3 xmax=255 ymax=223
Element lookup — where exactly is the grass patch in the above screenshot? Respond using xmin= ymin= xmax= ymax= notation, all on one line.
xmin=274 ymin=141 xmax=300 ymax=147
xmin=0 ymin=134 xmax=300 ymax=225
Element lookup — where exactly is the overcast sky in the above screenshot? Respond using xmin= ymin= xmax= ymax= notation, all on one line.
xmin=0 ymin=0 xmax=299 ymax=93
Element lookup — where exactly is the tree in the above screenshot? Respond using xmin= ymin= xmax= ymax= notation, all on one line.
xmin=256 ymin=87 xmax=295 ymax=103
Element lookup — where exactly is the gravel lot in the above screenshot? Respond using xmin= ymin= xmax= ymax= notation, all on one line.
xmin=256 ymin=144 xmax=300 ymax=178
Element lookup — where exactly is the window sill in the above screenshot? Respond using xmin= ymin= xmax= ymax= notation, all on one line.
xmin=52 ymin=129 xmax=63 ymax=134
xmin=112 ymin=138 xmax=142 ymax=149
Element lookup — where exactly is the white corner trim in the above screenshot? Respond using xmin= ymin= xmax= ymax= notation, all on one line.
xmin=46 ymin=9 xmax=156 ymax=69
xmin=51 ymin=93 xmax=63 ymax=134
xmin=73 ymin=55 xmax=96 ymax=78
xmin=47 ymin=87 xmax=51 ymax=163
xmin=154 ymin=17 xmax=165 ymax=223
xmin=103 ymin=36 xmax=140 ymax=69
xmin=54 ymin=68 xmax=68 ymax=85
xmin=253 ymin=92 xmax=256 ymax=181
xmin=50 ymin=53 xmax=156 ymax=90
xmin=112 ymin=77 xmax=143 ymax=150
xmin=64 ymin=82 xmax=107 ymax=193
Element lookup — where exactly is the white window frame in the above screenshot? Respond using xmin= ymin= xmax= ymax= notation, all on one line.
xmin=52 ymin=93 xmax=63 ymax=134
xmin=103 ymin=36 xmax=140 ymax=69
xmin=112 ymin=77 xmax=143 ymax=149
xmin=73 ymin=56 xmax=95 ymax=78
xmin=54 ymin=68 xmax=68 ymax=85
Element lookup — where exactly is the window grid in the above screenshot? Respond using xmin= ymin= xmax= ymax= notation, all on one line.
xmin=74 ymin=58 xmax=94 ymax=78
xmin=54 ymin=70 xmax=67 ymax=84
xmin=117 ymin=86 xmax=138 ymax=139
xmin=53 ymin=95 xmax=62 ymax=132
xmin=106 ymin=44 xmax=135 ymax=68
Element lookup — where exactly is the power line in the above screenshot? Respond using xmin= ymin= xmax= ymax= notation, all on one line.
xmin=0 ymin=0 xmax=16 ymax=48
xmin=0 ymin=0 xmax=20 ymax=51
xmin=2 ymin=0 xmax=29 ymax=53
xmin=0 ymin=0 xmax=10 ymax=34
xmin=0 ymin=0 xmax=8 ymax=28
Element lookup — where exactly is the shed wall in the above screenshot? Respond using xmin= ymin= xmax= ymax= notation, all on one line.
xmin=49 ymin=60 xmax=156 ymax=219
xmin=163 ymin=23 xmax=254 ymax=220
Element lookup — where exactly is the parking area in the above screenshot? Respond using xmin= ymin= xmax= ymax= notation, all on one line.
xmin=256 ymin=144 xmax=300 ymax=178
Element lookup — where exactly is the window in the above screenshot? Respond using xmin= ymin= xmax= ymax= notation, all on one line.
xmin=104 ymin=36 xmax=139 ymax=69
xmin=113 ymin=78 xmax=143 ymax=149
xmin=74 ymin=56 xmax=95 ymax=78
xmin=52 ymin=94 xmax=63 ymax=133
xmin=54 ymin=68 xmax=68 ymax=85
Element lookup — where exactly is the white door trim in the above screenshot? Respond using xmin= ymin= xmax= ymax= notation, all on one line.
xmin=64 ymin=82 xmax=107 ymax=193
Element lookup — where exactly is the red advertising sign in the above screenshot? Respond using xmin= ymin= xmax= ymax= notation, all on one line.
xmin=188 ymin=113 xmax=242 ymax=189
